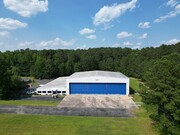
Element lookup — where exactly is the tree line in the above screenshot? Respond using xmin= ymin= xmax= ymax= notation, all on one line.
xmin=1 ymin=42 xmax=180 ymax=79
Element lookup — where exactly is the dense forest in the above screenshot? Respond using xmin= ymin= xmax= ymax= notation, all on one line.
xmin=0 ymin=42 xmax=179 ymax=79
xmin=141 ymin=53 xmax=180 ymax=135
xmin=0 ymin=42 xmax=180 ymax=134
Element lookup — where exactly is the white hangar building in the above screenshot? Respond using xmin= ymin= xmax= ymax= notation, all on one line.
xmin=36 ymin=71 xmax=129 ymax=95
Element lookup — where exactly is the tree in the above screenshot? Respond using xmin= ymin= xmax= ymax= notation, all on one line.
xmin=0 ymin=54 xmax=23 ymax=99
xmin=0 ymin=54 xmax=12 ymax=99
xmin=80 ymin=52 xmax=98 ymax=71
xmin=141 ymin=53 xmax=180 ymax=135
xmin=58 ymin=63 xmax=66 ymax=76
xmin=30 ymin=56 xmax=46 ymax=79
xmin=65 ymin=61 xmax=74 ymax=75
xmin=10 ymin=75 xmax=25 ymax=98
xmin=99 ymin=57 xmax=114 ymax=71
xmin=74 ymin=63 xmax=82 ymax=72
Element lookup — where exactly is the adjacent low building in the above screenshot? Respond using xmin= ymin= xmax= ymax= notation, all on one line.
xmin=36 ymin=77 xmax=68 ymax=95
xmin=35 ymin=70 xmax=129 ymax=95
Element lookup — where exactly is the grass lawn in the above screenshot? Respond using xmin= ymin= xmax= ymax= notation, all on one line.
xmin=0 ymin=100 xmax=60 ymax=106
xmin=130 ymin=78 xmax=142 ymax=102
xmin=130 ymin=77 xmax=141 ymax=92
xmin=0 ymin=107 xmax=157 ymax=135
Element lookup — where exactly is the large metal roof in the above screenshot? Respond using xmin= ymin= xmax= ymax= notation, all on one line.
xmin=36 ymin=71 xmax=128 ymax=91
xmin=69 ymin=70 xmax=128 ymax=79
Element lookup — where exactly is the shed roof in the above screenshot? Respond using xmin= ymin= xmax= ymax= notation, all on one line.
xmin=69 ymin=70 xmax=128 ymax=79
xmin=37 ymin=77 xmax=68 ymax=91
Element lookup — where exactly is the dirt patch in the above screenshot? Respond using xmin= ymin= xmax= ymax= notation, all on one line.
xmin=58 ymin=95 xmax=137 ymax=109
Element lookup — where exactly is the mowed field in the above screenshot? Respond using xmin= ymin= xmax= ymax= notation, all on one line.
xmin=0 ymin=110 xmax=156 ymax=135
xmin=0 ymin=100 xmax=60 ymax=106
xmin=0 ymin=78 xmax=158 ymax=135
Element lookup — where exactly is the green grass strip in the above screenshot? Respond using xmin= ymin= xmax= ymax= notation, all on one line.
xmin=0 ymin=100 xmax=60 ymax=106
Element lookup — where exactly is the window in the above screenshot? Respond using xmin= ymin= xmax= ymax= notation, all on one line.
xmin=43 ymin=91 xmax=46 ymax=93
xmin=57 ymin=91 xmax=61 ymax=93
xmin=48 ymin=91 xmax=51 ymax=93
xmin=38 ymin=91 xmax=41 ymax=93
xmin=62 ymin=91 xmax=66 ymax=94
xmin=53 ymin=91 xmax=57 ymax=94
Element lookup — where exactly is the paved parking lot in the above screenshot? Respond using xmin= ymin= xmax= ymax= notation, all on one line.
xmin=58 ymin=95 xmax=137 ymax=109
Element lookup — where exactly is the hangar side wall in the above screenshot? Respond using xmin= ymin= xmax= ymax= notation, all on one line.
xmin=66 ymin=77 xmax=129 ymax=95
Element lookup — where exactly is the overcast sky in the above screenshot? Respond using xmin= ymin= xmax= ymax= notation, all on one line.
xmin=0 ymin=0 xmax=180 ymax=51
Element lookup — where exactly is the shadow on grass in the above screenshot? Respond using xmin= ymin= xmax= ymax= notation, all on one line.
xmin=14 ymin=95 xmax=33 ymax=100
xmin=130 ymin=86 xmax=136 ymax=94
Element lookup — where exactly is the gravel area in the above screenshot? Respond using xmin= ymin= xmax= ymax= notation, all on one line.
xmin=58 ymin=95 xmax=137 ymax=109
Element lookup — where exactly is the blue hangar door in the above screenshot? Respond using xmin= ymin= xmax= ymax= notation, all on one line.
xmin=69 ymin=83 xmax=126 ymax=94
